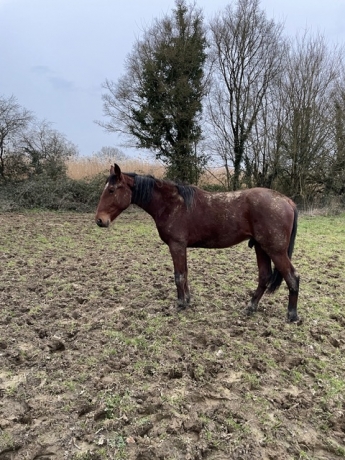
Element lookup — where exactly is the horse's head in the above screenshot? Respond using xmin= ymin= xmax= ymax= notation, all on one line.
xmin=95 ymin=164 xmax=133 ymax=227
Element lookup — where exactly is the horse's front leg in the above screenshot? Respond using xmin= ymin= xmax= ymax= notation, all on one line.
xmin=168 ymin=242 xmax=190 ymax=309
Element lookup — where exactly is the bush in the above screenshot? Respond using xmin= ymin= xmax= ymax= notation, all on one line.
xmin=200 ymin=183 xmax=228 ymax=192
xmin=0 ymin=173 xmax=105 ymax=212
xmin=1 ymin=171 xmax=343 ymax=214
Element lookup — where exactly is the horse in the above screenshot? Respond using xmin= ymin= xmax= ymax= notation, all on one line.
xmin=95 ymin=164 xmax=300 ymax=322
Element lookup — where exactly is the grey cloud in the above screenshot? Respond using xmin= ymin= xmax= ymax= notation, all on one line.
xmin=31 ymin=65 xmax=52 ymax=75
xmin=31 ymin=66 xmax=77 ymax=91
xmin=48 ymin=76 xmax=76 ymax=91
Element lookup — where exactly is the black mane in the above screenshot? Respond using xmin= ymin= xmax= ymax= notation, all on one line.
xmin=176 ymin=183 xmax=195 ymax=209
xmin=116 ymin=173 xmax=196 ymax=209
xmin=128 ymin=173 xmax=156 ymax=207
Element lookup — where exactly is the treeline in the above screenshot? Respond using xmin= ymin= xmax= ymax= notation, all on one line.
xmin=99 ymin=0 xmax=345 ymax=205
xmin=205 ymin=3 xmax=345 ymax=202
xmin=1 ymin=0 xmax=344 ymax=211
xmin=0 ymin=93 xmax=82 ymax=182
xmin=0 ymin=94 xmax=99 ymax=211
xmin=0 ymin=93 xmax=131 ymax=211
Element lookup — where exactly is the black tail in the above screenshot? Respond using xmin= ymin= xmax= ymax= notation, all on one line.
xmin=267 ymin=206 xmax=298 ymax=294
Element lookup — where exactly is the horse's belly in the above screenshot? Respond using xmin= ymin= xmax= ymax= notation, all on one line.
xmin=188 ymin=233 xmax=246 ymax=249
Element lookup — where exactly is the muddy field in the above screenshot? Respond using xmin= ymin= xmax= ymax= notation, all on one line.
xmin=0 ymin=209 xmax=345 ymax=460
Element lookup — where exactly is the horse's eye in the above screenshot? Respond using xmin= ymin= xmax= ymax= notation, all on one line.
xmin=108 ymin=187 xmax=115 ymax=194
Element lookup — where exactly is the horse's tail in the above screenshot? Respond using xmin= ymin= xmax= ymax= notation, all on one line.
xmin=267 ymin=206 xmax=298 ymax=294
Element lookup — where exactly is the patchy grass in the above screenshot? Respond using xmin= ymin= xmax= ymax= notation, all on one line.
xmin=0 ymin=210 xmax=344 ymax=459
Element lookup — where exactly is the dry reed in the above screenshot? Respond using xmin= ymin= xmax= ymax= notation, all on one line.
xmin=67 ymin=157 xmax=227 ymax=186
xmin=67 ymin=157 xmax=166 ymax=180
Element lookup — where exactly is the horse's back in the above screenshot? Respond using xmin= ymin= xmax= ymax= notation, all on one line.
xmin=244 ymin=187 xmax=296 ymax=219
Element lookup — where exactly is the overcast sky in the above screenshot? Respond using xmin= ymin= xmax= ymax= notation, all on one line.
xmin=1 ymin=0 xmax=344 ymax=158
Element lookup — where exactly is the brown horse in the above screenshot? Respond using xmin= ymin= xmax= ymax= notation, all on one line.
xmin=95 ymin=164 xmax=300 ymax=322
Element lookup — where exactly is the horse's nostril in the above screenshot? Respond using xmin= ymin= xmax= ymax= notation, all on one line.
xmin=96 ymin=218 xmax=103 ymax=226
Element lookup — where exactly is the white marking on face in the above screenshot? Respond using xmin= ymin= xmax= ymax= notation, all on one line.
xmin=104 ymin=183 xmax=109 ymax=190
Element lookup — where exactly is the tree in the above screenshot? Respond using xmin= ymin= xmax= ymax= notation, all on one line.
xmin=21 ymin=121 xmax=78 ymax=179
xmin=275 ymin=33 xmax=341 ymax=201
xmin=233 ymin=30 xmax=344 ymax=202
xmin=93 ymin=146 xmax=129 ymax=164
xmin=329 ymin=83 xmax=345 ymax=194
xmin=98 ymin=0 xmax=207 ymax=183
xmin=0 ymin=95 xmax=33 ymax=179
xmin=207 ymin=0 xmax=285 ymax=189
xmin=242 ymin=82 xmax=287 ymax=189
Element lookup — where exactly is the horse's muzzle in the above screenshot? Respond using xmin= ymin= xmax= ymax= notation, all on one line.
xmin=96 ymin=218 xmax=109 ymax=228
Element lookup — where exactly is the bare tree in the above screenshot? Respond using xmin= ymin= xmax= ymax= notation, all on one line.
xmin=92 ymin=146 xmax=129 ymax=164
xmin=321 ymin=73 xmax=345 ymax=195
xmin=206 ymin=0 xmax=285 ymax=189
xmin=21 ymin=121 xmax=78 ymax=179
xmin=0 ymin=95 xmax=33 ymax=179
xmin=243 ymin=80 xmax=287 ymax=189
xmin=276 ymin=32 xmax=342 ymax=200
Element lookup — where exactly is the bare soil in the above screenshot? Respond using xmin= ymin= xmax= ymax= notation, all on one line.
xmin=0 ymin=210 xmax=345 ymax=460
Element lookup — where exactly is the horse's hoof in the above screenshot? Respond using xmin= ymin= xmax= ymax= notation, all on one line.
xmin=287 ymin=315 xmax=302 ymax=324
xmin=243 ymin=307 xmax=255 ymax=316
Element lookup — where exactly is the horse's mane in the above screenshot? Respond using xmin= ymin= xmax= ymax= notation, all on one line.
xmin=126 ymin=173 xmax=196 ymax=209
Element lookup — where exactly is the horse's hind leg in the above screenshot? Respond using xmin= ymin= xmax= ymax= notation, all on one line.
xmin=285 ymin=266 xmax=299 ymax=322
xmin=271 ymin=255 xmax=300 ymax=322
xmin=247 ymin=243 xmax=272 ymax=315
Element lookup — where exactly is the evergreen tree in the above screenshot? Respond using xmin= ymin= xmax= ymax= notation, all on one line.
xmin=99 ymin=0 xmax=207 ymax=183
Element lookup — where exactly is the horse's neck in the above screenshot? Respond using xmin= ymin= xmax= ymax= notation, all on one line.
xmin=136 ymin=192 xmax=166 ymax=221
xmin=133 ymin=184 xmax=170 ymax=222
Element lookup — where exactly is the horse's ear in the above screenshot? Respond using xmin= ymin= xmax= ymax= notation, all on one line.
xmin=110 ymin=164 xmax=115 ymax=175
xmin=114 ymin=163 xmax=122 ymax=178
